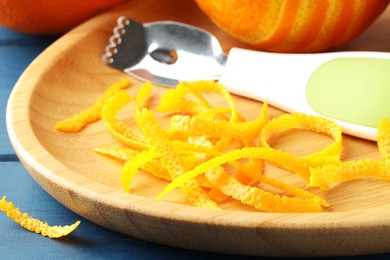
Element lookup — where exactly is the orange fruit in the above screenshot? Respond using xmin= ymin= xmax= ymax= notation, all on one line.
xmin=0 ymin=0 xmax=128 ymax=35
xmin=194 ymin=0 xmax=390 ymax=53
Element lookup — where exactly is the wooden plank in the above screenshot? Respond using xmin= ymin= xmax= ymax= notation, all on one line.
xmin=0 ymin=27 xmax=56 ymax=155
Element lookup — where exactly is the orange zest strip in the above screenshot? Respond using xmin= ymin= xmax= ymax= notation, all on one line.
xmin=158 ymin=80 xmax=243 ymax=122
xmin=94 ymin=145 xmax=136 ymax=161
xmin=94 ymin=146 xmax=171 ymax=181
xmin=377 ymin=118 xmax=390 ymax=162
xmin=120 ymin=148 xmax=159 ymax=191
xmin=156 ymin=147 xmax=312 ymax=200
xmin=229 ymin=157 xmax=265 ymax=182
xmin=181 ymin=80 xmax=241 ymax=122
xmin=308 ymin=118 xmax=390 ymax=191
xmin=0 ymin=196 xmax=80 ymax=238
xmin=205 ymin=167 xmax=324 ymax=213
xmin=101 ymin=90 xmax=149 ymax=150
xmin=196 ymin=107 xmax=236 ymax=121
xmin=260 ymin=113 xmax=342 ymax=179
xmin=54 ymin=78 xmax=131 ymax=132
xmin=135 ymin=81 xmax=153 ymax=110
xmin=136 ymin=83 xmax=219 ymax=209
xmin=136 ymin=107 xmax=219 ymax=209
xmin=308 ymin=159 xmax=390 ymax=190
xmin=170 ymin=102 xmax=268 ymax=141
xmin=156 ymin=82 xmax=211 ymax=116
xmin=171 ymin=140 xmax=218 ymax=157
xmin=228 ymin=160 xmax=328 ymax=207
xmin=207 ymin=187 xmax=229 ymax=203
xmin=157 ymin=80 xmax=250 ymax=155
xmin=56 ymin=79 xmax=390 ymax=213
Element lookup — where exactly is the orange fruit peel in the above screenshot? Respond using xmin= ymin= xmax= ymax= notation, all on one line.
xmin=204 ymin=167 xmax=324 ymax=213
xmin=0 ymin=196 xmax=80 ymax=238
xmin=261 ymin=113 xmax=343 ymax=161
xmin=55 ymin=79 xmax=390 ymax=213
xmin=308 ymin=159 xmax=390 ymax=190
xmin=133 ymin=82 xmax=219 ymax=208
xmin=378 ymin=118 xmax=390 ymax=161
xmin=120 ymin=148 xmax=159 ymax=191
xmin=157 ymin=81 xmax=243 ymax=122
xmin=169 ymin=104 xmax=267 ymax=141
xmin=54 ymin=78 xmax=131 ymax=132
xmin=101 ymin=90 xmax=149 ymax=150
xmin=135 ymin=107 xmax=220 ymax=209
xmin=195 ymin=0 xmax=390 ymax=53
xmin=260 ymin=113 xmax=343 ymax=183
xmin=94 ymin=145 xmax=171 ymax=181
xmin=308 ymin=117 xmax=390 ymax=190
xmin=156 ymin=146 xmax=326 ymax=205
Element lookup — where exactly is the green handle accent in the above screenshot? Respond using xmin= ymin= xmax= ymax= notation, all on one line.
xmin=306 ymin=58 xmax=390 ymax=128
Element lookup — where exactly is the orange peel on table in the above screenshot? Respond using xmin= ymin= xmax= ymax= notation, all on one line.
xmin=55 ymin=78 xmax=390 ymax=213
xmin=0 ymin=196 xmax=80 ymax=238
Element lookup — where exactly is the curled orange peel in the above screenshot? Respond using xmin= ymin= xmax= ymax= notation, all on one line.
xmin=260 ymin=113 xmax=342 ymax=181
xmin=156 ymin=81 xmax=212 ymax=116
xmin=204 ymin=168 xmax=324 ymax=213
xmin=378 ymin=118 xmax=390 ymax=162
xmin=308 ymin=118 xmax=390 ymax=190
xmin=308 ymin=160 xmax=390 ymax=190
xmin=261 ymin=113 xmax=343 ymax=160
xmin=135 ymin=106 xmax=219 ymax=209
xmin=54 ymin=78 xmax=130 ymax=132
xmin=169 ymin=102 xmax=268 ymax=141
xmin=156 ymin=147 xmax=318 ymax=200
xmin=102 ymin=90 xmax=149 ymax=150
xmin=94 ymin=146 xmax=171 ymax=181
xmin=120 ymin=148 xmax=159 ymax=191
xmin=0 ymin=196 xmax=80 ymax=238
xmin=55 ymin=79 xmax=390 ymax=213
xmin=157 ymin=80 xmax=242 ymax=122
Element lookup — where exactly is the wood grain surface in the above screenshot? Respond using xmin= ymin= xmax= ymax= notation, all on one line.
xmin=6 ymin=0 xmax=390 ymax=257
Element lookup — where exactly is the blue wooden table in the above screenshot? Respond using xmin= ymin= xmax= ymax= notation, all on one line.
xmin=0 ymin=25 xmax=389 ymax=260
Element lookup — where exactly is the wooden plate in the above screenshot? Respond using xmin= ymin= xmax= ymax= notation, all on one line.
xmin=6 ymin=0 xmax=390 ymax=257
